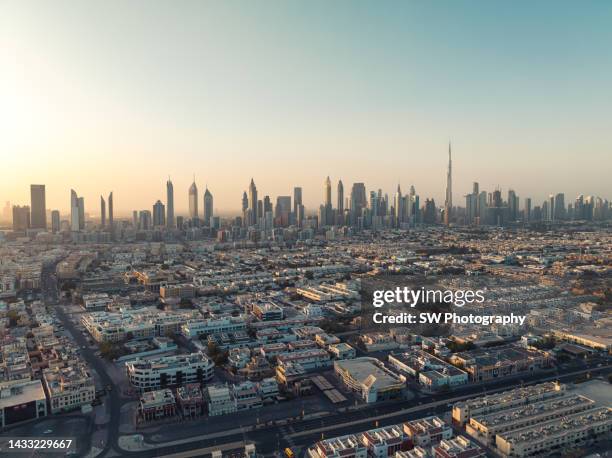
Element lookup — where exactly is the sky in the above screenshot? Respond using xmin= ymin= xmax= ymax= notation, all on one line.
xmin=1 ymin=0 xmax=611 ymax=217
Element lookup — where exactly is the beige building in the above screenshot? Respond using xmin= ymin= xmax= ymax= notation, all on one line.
xmin=495 ymin=407 xmax=612 ymax=457
xmin=42 ymin=364 xmax=95 ymax=414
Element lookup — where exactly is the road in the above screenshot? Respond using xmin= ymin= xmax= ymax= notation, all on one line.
xmin=110 ymin=364 xmax=612 ymax=457
xmin=39 ymin=262 xmax=612 ymax=457
xmin=41 ymin=260 xmax=125 ymax=457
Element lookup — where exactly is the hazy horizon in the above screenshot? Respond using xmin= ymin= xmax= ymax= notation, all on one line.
xmin=2 ymin=1 xmax=611 ymax=215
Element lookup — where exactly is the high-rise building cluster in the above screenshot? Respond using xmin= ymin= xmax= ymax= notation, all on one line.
xmin=4 ymin=146 xmax=610 ymax=239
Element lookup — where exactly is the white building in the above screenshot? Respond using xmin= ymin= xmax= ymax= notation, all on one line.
xmin=181 ymin=316 xmax=247 ymax=338
xmin=125 ymin=351 xmax=214 ymax=392
xmin=206 ymin=384 xmax=237 ymax=416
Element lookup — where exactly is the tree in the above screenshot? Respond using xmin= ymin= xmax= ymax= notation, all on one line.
xmin=99 ymin=341 xmax=124 ymax=360
xmin=533 ymin=336 xmax=556 ymax=350
xmin=447 ymin=341 xmax=475 ymax=353
xmin=179 ymin=297 xmax=193 ymax=308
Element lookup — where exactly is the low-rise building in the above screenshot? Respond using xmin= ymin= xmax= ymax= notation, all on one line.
xmin=252 ymin=302 xmax=284 ymax=321
xmin=448 ymin=345 xmax=553 ymax=382
xmin=360 ymin=333 xmax=399 ymax=352
xmin=0 ymin=380 xmax=47 ymax=427
xmin=176 ymin=383 xmax=204 ymax=418
xmin=205 ymin=384 xmax=237 ymax=416
xmin=233 ymin=381 xmax=262 ymax=411
xmin=276 ymin=363 xmax=312 ymax=396
xmin=388 ymin=350 xmax=468 ymax=390
xmin=403 ymin=416 xmax=453 ymax=447
xmin=125 ymin=351 xmax=214 ymax=392
xmin=334 ymin=357 xmax=405 ymax=403
xmin=495 ymin=407 xmax=612 ymax=457
xmin=138 ymin=388 xmax=177 ymax=422
xmin=277 ymin=349 xmax=331 ymax=371
xmin=359 ymin=424 xmax=409 ymax=458
xmin=181 ymin=316 xmax=247 ymax=338
xmin=467 ymin=393 xmax=596 ymax=445
xmin=308 ymin=434 xmax=367 ymax=458
xmin=432 ymin=435 xmax=486 ymax=458
xmin=160 ymin=283 xmax=196 ymax=300
xmin=42 ymin=364 xmax=95 ymax=414
xmin=82 ymin=293 xmax=113 ymax=311
xmin=452 ymin=381 xmax=565 ymax=425
xmin=328 ymin=343 xmax=356 ymax=360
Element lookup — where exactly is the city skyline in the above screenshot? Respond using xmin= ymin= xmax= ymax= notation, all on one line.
xmin=2 ymin=1 xmax=611 ymax=213
xmin=3 ymin=169 xmax=609 ymax=227
xmin=3 ymin=146 xmax=611 ymax=218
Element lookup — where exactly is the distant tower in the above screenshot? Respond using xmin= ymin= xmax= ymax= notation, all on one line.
xmin=189 ymin=178 xmax=198 ymax=219
xmin=30 ymin=184 xmax=46 ymax=230
xmin=100 ymin=196 xmax=106 ymax=228
xmin=70 ymin=190 xmax=80 ymax=231
xmin=77 ymin=197 xmax=85 ymax=230
xmin=204 ymin=187 xmax=213 ymax=226
xmin=242 ymin=191 xmax=249 ymax=212
xmin=153 ymin=200 xmax=166 ymax=227
xmin=337 ymin=180 xmax=344 ymax=213
xmin=51 ymin=210 xmax=60 ymax=233
xmin=12 ymin=205 xmax=30 ymax=231
xmin=108 ymin=192 xmax=114 ymax=230
xmin=324 ymin=176 xmax=332 ymax=207
xmin=394 ymin=184 xmax=403 ymax=226
xmin=248 ymin=178 xmax=258 ymax=225
xmin=166 ymin=178 xmax=174 ymax=228
xmin=444 ymin=142 xmax=452 ymax=225
xmin=293 ymin=187 xmax=302 ymax=217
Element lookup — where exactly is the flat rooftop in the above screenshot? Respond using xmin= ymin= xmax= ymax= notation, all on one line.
xmin=335 ymin=358 xmax=404 ymax=390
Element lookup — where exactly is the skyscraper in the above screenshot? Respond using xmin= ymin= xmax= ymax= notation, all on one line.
xmin=30 ymin=184 xmax=46 ymax=230
xmin=394 ymin=184 xmax=403 ymax=226
xmin=554 ymin=193 xmax=565 ymax=221
xmin=263 ymin=195 xmax=272 ymax=214
xmin=524 ymin=197 xmax=532 ymax=222
xmin=548 ymin=194 xmax=555 ymax=221
xmin=70 ymin=190 xmax=80 ymax=231
xmin=293 ymin=187 xmax=302 ymax=217
xmin=139 ymin=210 xmax=152 ymax=230
xmin=51 ymin=210 xmax=60 ymax=233
xmin=324 ymin=176 xmax=332 ymax=207
xmin=78 ymin=197 xmax=85 ymax=230
xmin=108 ymin=192 xmax=113 ymax=231
xmin=350 ymin=182 xmax=367 ymax=225
xmin=337 ymin=180 xmax=344 ymax=213
xmin=508 ymin=189 xmax=518 ymax=221
xmin=276 ymin=196 xmax=291 ymax=226
xmin=248 ymin=178 xmax=258 ymax=225
xmin=12 ymin=205 xmax=30 ymax=231
xmin=153 ymin=200 xmax=166 ymax=226
xmin=204 ymin=187 xmax=213 ymax=226
xmin=166 ymin=178 xmax=175 ymax=228
xmin=444 ymin=142 xmax=452 ymax=226
xmin=189 ymin=179 xmax=198 ymax=219
xmin=100 ymin=196 xmax=106 ymax=228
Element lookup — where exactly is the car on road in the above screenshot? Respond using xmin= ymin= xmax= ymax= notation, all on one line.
xmin=43 ymin=429 xmax=53 ymax=435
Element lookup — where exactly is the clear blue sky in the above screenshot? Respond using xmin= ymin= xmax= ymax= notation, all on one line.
xmin=1 ymin=0 xmax=610 ymax=214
